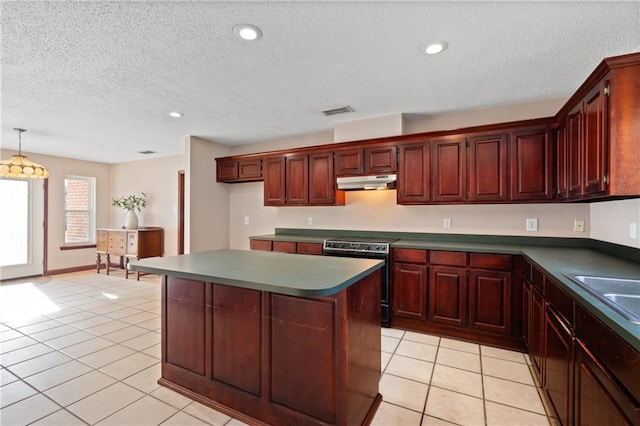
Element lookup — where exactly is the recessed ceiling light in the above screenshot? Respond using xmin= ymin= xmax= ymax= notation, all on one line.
xmin=168 ymin=112 xmax=183 ymax=118
xmin=422 ymin=41 xmax=448 ymax=55
xmin=233 ymin=24 xmax=263 ymax=41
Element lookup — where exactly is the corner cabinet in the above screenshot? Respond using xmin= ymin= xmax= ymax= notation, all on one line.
xmin=263 ymin=152 xmax=344 ymax=207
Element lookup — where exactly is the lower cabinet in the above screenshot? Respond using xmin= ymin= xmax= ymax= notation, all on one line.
xmin=574 ymin=341 xmax=639 ymax=426
xmin=521 ymin=259 xmax=640 ymax=426
xmin=391 ymin=249 xmax=518 ymax=348
xmin=543 ymin=306 xmax=574 ymax=426
xmin=392 ymin=263 xmax=427 ymax=321
xmin=429 ymin=266 xmax=467 ymax=327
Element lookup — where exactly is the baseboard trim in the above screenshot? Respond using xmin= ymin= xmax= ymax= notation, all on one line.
xmin=46 ymin=264 xmax=97 ymax=276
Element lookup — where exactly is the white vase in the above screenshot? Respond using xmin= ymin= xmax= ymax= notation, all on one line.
xmin=125 ymin=211 xmax=138 ymax=229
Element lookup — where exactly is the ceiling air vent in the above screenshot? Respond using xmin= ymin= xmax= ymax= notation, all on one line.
xmin=138 ymin=150 xmax=157 ymax=155
xmin=322 ymin=105 xmax=354 ymax=116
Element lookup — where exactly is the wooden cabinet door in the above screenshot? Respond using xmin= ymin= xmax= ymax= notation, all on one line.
xmin=309 ymin=152 xmax=338 ymax=205
xmin=574 ymin=341 xmax=638 ymax=426
xmin=397 ymin=142 xmax=430 ymax=204
xmin=468 ymin=270 xmax=511 ymax=334
xmin=429 ymin=266 xmax=467 ymax=327
xmin=238 ymin=159 xmax=262 ymax=181
xmin=216 ymin=159 xmax=238 ymax=182
xmin=432 ymin=137 xmax=467 ymax=202
xmin=364 ymin=145 xmax=397 ymax=174
xmin=582 ymin=81 xmax=609 ymax=195
xmin=555 ymin=120 xmax=569 ymax=200
xmin=522 ymin=278 xmax=532 ymax=350
xmin=567 ymin=107 xmax=583 ymax=197
xmin=468 ymin=133 xmax=508 ymax=201
xmin=509 ymin=126 xmax=553 ymax=201
xmin=285 ymin=154 xmax=309 ymax=205
xmin=531 ymin=287 xmax=545 ymax=377
xmin=392 ymin=263 xmax=427 ymax=321
xmin=263 ymin=156 xmax=286 ymax=206
xmin=544 ymin=307 xmax=574 ymax=426
xmin=334 ymin=148 xmax=364 ymax=176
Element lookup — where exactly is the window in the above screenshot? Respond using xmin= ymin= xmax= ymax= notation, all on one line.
xmin=64 ymin=176 xmax=95 ymax=244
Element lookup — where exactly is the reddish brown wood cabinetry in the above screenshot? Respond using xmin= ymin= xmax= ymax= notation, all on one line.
xmin=509 ymin=126 xmax=553 ymax=201
xmin=216 ymin=158 xmax=262 ymax=183
xmin=582 ymin=81 xmax=609 ymax=195
xmin=468 ymin=133 xmax=508 ymax=202
xmin=334 ymin=145 xmax=397 ymax=176
xmin=249 ymin=239 xmax=273 ymax=251
xmin=555 ymin=120 xmax=569 ymax=199
xmin=392 ymin=263 xmax=428 ymax=321
xmin=544 ymin=306 xmax=574 ymax=426
xmin=161 ymin=273 xmax=382 ymax=426
xmin=334 ymin=148 xmax=364 ymax=176
xmin=263 ymin=156 xmax=286 ymax=206
xmin=392 ymin=249 xmax=518 ymax=348
xmin=391 ymin=248 xmax=428 ymax=321
xmin=285 ymin=154 xmax=309 ymax=205
xmin=263 ymin=152 xmax=344 ymax=207
xmin=574 ymin=341 xmax=639 ymax=426
xmin=365 ymin=145 xmax=397 ymax=174
xmin=273 ymin=241 xmax=297 ymax=253
xmin=432 ymin=137 xmax=467 ymax=202
xmin=397 ymin=142 xmax=431 ymax=204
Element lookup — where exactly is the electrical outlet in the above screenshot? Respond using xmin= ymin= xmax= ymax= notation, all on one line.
xmin=631 ymin=223 xmax=637 ymax=239
xmin=307 ymin=217 xmax=313 ymax=225
xmin=243 ymin=216 xmax=249 ymax=225
xmin=526 ymin=218 xmax=538 ymax=232
xmin=573 ymin=219 xmax=585 ymax=232
xmin=443 ymin=218 xmax=452 ymax=228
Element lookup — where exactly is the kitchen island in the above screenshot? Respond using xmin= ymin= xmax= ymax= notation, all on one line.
xmin=130 ymin=250 xmax=384 ymax=426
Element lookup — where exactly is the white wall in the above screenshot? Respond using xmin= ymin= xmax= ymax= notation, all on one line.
xmin=185 ymin=136 xmax=231 ymax=253
xmin=591 ymin=199 xmax=640 ymax=249
xmin=0 ymin=149 xmax=112 ymax=272
xmin=110 ymin=155 xmax=184 ymax=256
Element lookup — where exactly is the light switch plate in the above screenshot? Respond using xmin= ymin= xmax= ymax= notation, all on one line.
xmin=631 ymin=223 xmax=637 ymax=239
xmin=526 ymin=218 xmax=538 ymax=232
xmin=243 ymin=216 xmax=250 ymax=225
xmin=307 ymin=217 xmax=313 ymax=225
xmin=573 ymin=219 xmax=585 ymax=232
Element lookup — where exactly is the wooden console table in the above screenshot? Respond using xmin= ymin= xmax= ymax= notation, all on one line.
xmin=96 ymin=227 xmax=164 ymax=280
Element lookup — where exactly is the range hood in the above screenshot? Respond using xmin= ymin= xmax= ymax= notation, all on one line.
xmin=336 ymin=174 xmax=397 ymax=190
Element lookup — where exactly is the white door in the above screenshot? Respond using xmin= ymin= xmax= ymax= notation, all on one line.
xmin=0 ymin=178 xmax=45 ymax=280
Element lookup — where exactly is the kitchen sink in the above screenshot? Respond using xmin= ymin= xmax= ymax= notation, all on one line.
xmin=565 ymin=275 xmax=640 ymax=324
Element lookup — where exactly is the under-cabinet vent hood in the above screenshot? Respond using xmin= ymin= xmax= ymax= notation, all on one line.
xmin=336 ymin=174 xmax=397 ymax=190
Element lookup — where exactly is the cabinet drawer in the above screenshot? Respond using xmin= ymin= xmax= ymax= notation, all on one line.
xmin=430 ymin=250 xmax=467 ymax=266
xmin=250 ymin=239 xmax=273 ymax=251
xmin=297 ymin=242 xmax=323 ymax=256
xmin=97 ymin=230 xmax=108 ymax=252
xmin=273 ymin=241 xmax=297 ymax=254
xmin=470 ymin=253 xmax=512 ymax=271
xmin=392 ymin=248 xmax=428 ymax=264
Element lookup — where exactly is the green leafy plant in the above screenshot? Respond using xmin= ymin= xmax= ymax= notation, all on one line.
xmin=111 ymin=192 xmax=149 ymax=212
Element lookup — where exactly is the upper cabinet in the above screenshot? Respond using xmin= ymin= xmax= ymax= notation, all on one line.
xmin=555 ymin=53 xmax=640 ymax=200
xmin=335 ymin=144 xmax=397 ymax=176
xmin=509 ymin=126 xmax=553 ymax=201
xmin=216 ymin=158 xmax=262 ymax=183
xmin=431 ymin=137 xmax=467 ymax=203
xmin=218 ymin=52 xmax=640 ymax=205
xmin=263 ymin=152 xmax=344 ymax=207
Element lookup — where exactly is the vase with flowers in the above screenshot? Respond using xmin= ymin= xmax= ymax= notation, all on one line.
xmin=111 ymin=192 xmax=149 ymax=229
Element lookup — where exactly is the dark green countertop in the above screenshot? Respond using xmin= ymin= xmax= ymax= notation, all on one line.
xmin=129 ymin=249 xmax=383 ymax=297
xmin=251 ymin=230 xmax=640 ymax=351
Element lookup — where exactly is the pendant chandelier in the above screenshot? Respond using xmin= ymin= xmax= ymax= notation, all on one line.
xmin=0 ymin=128 xmax=49 ymax=179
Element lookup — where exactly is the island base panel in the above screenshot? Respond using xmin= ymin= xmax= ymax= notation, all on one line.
xmin=161 ymin=271 xmax=382 ymax=426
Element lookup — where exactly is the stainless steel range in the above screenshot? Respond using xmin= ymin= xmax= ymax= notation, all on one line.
xmin=323 ymin=237 xmax=397 ymax=327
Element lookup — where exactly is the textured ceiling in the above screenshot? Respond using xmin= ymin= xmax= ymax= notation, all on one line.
xmin=2 ymin=1 xmax=639 ymax=164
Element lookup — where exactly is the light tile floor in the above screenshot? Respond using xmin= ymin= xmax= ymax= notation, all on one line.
xmin=1 ymin=271 xmax=552 ymax=425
